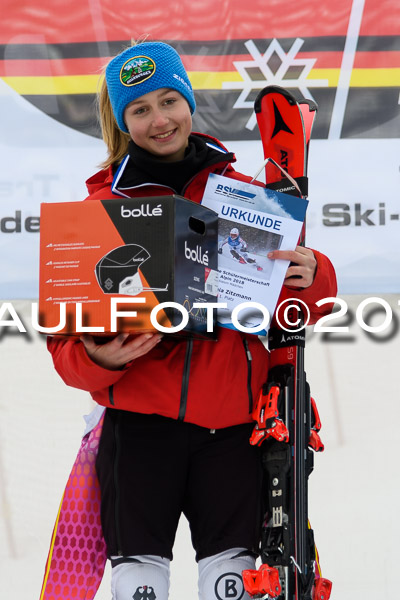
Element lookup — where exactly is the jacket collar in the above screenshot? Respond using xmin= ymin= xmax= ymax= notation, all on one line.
xmin=111 ymin=133 xmax=236 ymax=198
xmin=85 ymin=133 xmax=236 ymax=198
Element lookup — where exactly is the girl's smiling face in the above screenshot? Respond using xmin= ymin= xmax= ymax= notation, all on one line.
xmin=124 ymin=88 xmax=192 ymax=162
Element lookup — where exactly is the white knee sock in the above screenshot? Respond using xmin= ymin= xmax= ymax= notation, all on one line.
xmin=198 ymin=547 xmax=256 ymax=600
xmin=111 ymin=555 xmax=170 ymax=600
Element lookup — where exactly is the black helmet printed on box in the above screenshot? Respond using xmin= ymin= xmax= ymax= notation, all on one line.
xmin=95 ymin=244 xmax=149 ymax=295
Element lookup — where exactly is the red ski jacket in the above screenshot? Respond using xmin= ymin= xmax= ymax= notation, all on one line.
xmin=47 ymin=134 xmax=337 ymax=429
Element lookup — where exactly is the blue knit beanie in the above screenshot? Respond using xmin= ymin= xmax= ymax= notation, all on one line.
xmin=105 ymin=42 xmax=196 ymax=133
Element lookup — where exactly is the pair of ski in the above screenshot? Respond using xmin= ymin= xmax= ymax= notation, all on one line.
xmin=242 ymin=87 xmax=332 ymax=600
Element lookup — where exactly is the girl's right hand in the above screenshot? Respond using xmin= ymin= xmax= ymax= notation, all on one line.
xmin=80 ymin=332 xmax=163 ymax=370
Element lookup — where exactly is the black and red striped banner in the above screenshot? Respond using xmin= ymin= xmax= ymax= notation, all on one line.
xmin=1 ymin=0 xmax=399 ymax=139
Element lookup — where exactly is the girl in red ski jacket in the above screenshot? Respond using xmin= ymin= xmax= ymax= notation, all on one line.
xmin=47 ymin=41 xmax=337 ymax=600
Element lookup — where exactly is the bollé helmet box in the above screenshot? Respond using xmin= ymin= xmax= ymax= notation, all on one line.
xmin=39 ymin=196 xmax=219 ymax=338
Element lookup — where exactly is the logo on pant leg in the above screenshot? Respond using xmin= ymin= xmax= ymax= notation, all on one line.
xmin=132 ymin=585 xmax=157 ymax=600
xmin=215 ymin=573 xmax=244 ymax=600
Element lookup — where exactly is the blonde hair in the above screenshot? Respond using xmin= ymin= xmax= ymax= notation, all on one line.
xmin=97 ymin=36 xmax=150 ymax=169
xmin=97 ymin=77 xmax=131 ymax=169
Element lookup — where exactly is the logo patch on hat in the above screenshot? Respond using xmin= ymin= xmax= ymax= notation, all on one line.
xmin=120 ymin=56 xmax=156 ymax=86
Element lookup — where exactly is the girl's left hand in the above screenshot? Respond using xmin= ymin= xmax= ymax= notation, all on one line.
xmin=267 ymin=246 xmax=317 ymax=288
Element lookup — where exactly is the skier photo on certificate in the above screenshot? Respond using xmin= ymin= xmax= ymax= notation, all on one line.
xmin=218 ymin=227 xmax=264 ymax=272
xmin=41 ymin=39 xmax=337 ymax=600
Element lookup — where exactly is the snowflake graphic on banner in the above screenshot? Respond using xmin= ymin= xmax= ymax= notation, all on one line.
xmin=223 ymin=39 xmax=328 ymax=130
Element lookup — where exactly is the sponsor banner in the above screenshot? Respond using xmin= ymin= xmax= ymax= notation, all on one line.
xmin=0 ymin=81 xmax=105 ymax=298
xmin=0 ymin=0 xmax=399 ymax=298
xmin=1 ymin=0 xmax=399 ymax=139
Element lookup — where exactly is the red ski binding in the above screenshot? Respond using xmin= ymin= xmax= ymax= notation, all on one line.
xmin=308 ymin=397 xmax=324 ymax=452
xmin=242 ymin=564 xmax=282 ymax=598
xmin=313 ymin=577 xmax=333 ymax=600
xmin=249 ymin=385 xmax=289 ymax=446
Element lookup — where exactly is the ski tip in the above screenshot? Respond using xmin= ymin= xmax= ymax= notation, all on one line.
xmin=299 ymin=98 xmax=318 ymax=113
xmin=254 ymin=85 xmax=298 ymax=113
